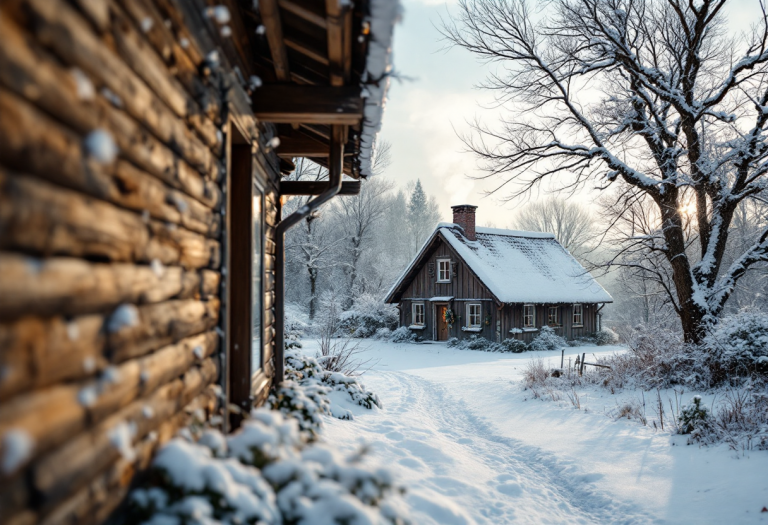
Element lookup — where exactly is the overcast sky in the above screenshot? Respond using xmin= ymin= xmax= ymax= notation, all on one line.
xmin=377 ymin=0 xmax=762 ymax=228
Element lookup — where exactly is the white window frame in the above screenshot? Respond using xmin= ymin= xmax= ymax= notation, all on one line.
xmin=437 ymin=259 xmax=451 ymax=283
xmin=548 ymin=306 xmax=559 ymax=326
xmin=573 ymin=304 xmax=583 ymax=326
xmin=412 ymin=302 xmax=425 ymax=326
xmin=466 ymin=303 xmax=481 ymax=328
xmin=523 ymin=304 xmax=535 ymax=328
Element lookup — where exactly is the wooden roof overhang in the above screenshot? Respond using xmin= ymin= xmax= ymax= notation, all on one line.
xmin=231 ymin=0 xmax=389 ymax=183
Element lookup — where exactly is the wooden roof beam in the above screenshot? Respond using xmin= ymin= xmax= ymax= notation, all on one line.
xmin=252 ymin=85 xmax=362 ymax=124
xmin=260 ymin=0 xmax=291 ymax=81
xmin=325 ymin=0 xmax=352 ymax=86
xmin=278 ymin=0 xmax=327 ymax=28
xmin=285 ymin=35 xmax=329 ymax=65
xmin=275 ymin=136 xmax=351 ymax=157
xmin=280 ymin=180 xmax=360 ymax=195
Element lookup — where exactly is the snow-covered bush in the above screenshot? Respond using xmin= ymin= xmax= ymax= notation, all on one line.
xmin=126 ymin=410 xmax=410 ymax=525
xmin=390 ymin=326 xmax=418 ymax=343
xmin=678 ymin=395 xmax=710 ymax=435
xmin=285 ymin=303 xmax=310 ymax=345
xmin=374 ymin=327 xmax=392 ymax=340
xmin=339 ymin=293 xmax=399 ymax=338
xmin=269 ymin=379 xmax=330 ymax=439
xmin=449 ymin=336 xmax=529 ymax=353
xmin=594 ymin=328 xmax=619 ymax=346
xmin=272 ymin=349 xmax=381 ymax=435
xmin=702 ymin=312 xmax=768 ymax=383
xmin=499 ymin=338 xmax=528 ymax=353
xmin=528 ymin=326 xmax=567 ymax=352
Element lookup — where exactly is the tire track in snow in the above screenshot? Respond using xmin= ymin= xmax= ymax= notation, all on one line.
xmin=372 ymin=370 xmax=661 ymax=525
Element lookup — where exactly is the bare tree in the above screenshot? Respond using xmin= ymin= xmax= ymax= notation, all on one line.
xmin=443 ymin=0 xmax=768 ymax=343
xmin=285 ymin=159 xmax=347 ymax=320
xmin=335 ymin=176 xmax=395 ymax=305
xmin=513 ymin=197 xmax=595 ymax=256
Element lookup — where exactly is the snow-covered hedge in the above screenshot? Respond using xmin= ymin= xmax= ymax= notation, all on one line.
xmin=270 ymin=349 xmax=381 ymax=438
xmin=338 ymin=294 xmax=399 ymax=338
xmin=126 ymin=410 xmax=410 ymax=524
xmin=447 ymin=335 xmax=527 ymax=353
xmin=702 ymin=312 xmax=768 ymax=382
xmin=528 ymin=326 xmax=567 ymax=352
xmin=390 ymin=326 xmax=419 ymax=343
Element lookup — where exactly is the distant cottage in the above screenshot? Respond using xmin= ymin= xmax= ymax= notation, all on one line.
xmin=385 ymin=205 xmax=613 ymax=342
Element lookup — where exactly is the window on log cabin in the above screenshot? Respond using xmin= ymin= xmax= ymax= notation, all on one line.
xmin=252 ymin=185 xmax=264 ymax=375
xmin=437 ymin=259 xmax=451 ymax=282
xmin=523 ymin=304 xmax=535 ymax=328
xmin=412 ymin=303 xmax=425 ymax=326
xmin=467 ymin=303 xmax=481 ymax=328
xmin=548 ymin=306 xmax=559 ymax=326
xmin=573 ymin=304 xmax=583 ymax=326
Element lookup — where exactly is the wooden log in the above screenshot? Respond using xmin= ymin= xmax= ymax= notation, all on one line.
xmin=116 ymin=0 xmax=221 ymax=123
xmin=36 ymin=386 xmax=216 ymax=525
xmin=0 ymin=385 xmax=86 ymax=480
xmin=107 ymin=1 xmax=221 ymax=154
xmin=15 ymin=0 xmax=222 ymax=177
xmin=0 ymin=475 xmax=32 ymax=523
xmin=84 ymin=331 xmax=218 ymax=423
xmin=0 ymin=315 xmax=106 ymax=402
xmin=0 ymin=299 xmax=218 ymax=401
xmin=0 ymin=253 xmax=219 ymax=320
xmin=32 ymin=357 xmax=218 ymax=506
xmin=0 ymin=169 xmax=219 ymax=269
xmin=109 ymin=299 xmax=220 ymax=362
xmin=0 ymin=83 xmax=221 ymax=217
xmin=252 ymin=85 xmax=363 ymax=125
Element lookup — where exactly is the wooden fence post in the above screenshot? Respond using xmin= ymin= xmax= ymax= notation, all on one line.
xmin=579 ymin=352 xmax=586 ymax=376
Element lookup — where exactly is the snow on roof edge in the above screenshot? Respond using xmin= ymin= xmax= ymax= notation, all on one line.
xmin=439 ymin=227 xmax=613 ymax=304
xmin=358 ymin=0 xmax=400 ymax=178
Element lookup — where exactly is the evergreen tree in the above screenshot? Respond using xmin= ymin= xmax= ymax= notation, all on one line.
xmin=406 ymin=179 xmax=441 ymax=255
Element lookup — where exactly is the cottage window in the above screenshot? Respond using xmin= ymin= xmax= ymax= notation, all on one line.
xmin=573 ymin=304 xmax=583 ymax=326
xmin=548 ymin=306 xmax=559 ymax=326
xmin=437 ymin=259 xmax=451 ymax=282
xmin=523 ymin=304 xmax=535 ymax=327
xmin=413 ymin=303 xmax=425 ymax=325
xmin=467 ymin=303 xmax=481 ymax=327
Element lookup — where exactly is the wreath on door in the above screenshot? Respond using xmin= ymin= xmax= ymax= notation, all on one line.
xmin=444 ymin=308 xmax=456 ymax=329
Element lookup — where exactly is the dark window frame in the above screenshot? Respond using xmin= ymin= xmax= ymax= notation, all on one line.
xmin=226 ymin=121 xmax=267 ymax=429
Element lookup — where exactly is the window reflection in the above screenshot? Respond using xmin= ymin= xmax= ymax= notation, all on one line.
xmin=252 ymin=187 xmax=263 ymax=378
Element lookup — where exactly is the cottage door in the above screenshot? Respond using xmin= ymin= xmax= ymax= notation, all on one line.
xmin=436 ymin=305 xmax=449 ymax=341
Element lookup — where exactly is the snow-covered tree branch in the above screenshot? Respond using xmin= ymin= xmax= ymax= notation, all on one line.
xmin=443 ymin=0 xmax=768 ymax=342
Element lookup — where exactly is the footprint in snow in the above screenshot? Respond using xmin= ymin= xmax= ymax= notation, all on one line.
xmin=497 ymin=483 xmax=523 ymax=497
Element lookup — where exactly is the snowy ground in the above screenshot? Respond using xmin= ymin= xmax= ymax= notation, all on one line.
xmin=302 ymin=339 xmax=768 ymax=524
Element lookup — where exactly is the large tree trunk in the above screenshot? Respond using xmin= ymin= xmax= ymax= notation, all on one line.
xmin=660 ymin=196 xmax=708 ymax=344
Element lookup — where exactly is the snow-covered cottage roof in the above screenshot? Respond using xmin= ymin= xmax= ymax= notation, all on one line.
xmin=385 ymin=223 xmax=613 ymax=304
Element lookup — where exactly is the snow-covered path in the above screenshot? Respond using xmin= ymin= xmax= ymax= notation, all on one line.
xmin=351 ymin=370 xmax=655 ymax=524
xmin=314 ymin=341 xmax=768 ymax=524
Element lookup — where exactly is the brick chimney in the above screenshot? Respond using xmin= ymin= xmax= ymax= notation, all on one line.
xmin=451 ymin=204 xmax=478 ymax=241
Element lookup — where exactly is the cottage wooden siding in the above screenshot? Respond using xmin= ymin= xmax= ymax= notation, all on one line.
xmin=0 ymin=1 xmax=280 ymax=522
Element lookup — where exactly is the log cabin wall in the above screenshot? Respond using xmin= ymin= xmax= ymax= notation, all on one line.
xmin=0 ymin=1 xmax=279 ymax=523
